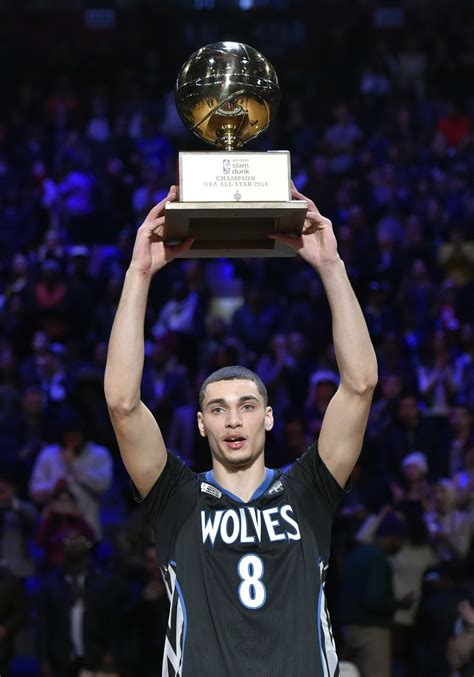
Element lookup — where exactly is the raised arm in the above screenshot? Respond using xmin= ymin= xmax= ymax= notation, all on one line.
xmin=270 ymin=183 xmax=377 ymax=487
xmin=104 ymin=186 xmax=193 ymax=497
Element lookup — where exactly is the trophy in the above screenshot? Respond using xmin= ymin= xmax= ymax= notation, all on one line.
xmin=164 ymin=41 xmax=308 ymax=257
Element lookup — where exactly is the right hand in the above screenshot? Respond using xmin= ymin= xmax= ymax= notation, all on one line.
xmin=129 ymin=185 xmax=194 ymax=276
xmin=458 ymin=599 xmax=474 ymax=625
xmin=397 ymin=591 xmax=417 ymax=609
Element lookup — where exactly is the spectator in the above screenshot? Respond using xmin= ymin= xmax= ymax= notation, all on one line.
xmin=34 ymin=260 xmax=71 ymax=342
xmin=66 ymin=245 xmax=96 ymax=342
xmin=454 ymin=324 xmax=474 ymax=408
xmin=390 ymin=452 xmax=431 ymax=507
xmin=396 ymin=259 xmax=437 ymax=345
xmin=447 ymin=405 xmax=474 ymax=477
xmin=0 ymin=470 xmax=37 ymax=578
xmin=416 ymin=561 xmax=468 ymax=677
xmin=390 ymin=501 xmax=437 ymax=677
xmin=35 ymin=486 xmax=96 ymax=568
xmin=0 ymin=566 xmax=28 ymax=676
xmin=367 ymin=372 xmax=402 ymax=443
xmin=37 ymin=229 xmax=67 ymax=268
xmin=255 ymin=333 xmax=293 ymax=418
xmin=394 ymin=39 xmax=427 ymax=99
xmin=381 ymin=394 xmax=444 ymax=478
xmin=120 ymin=544 xmax=169 ymax=677
xmin=447 ymin=595 xmax=474 ymax=677
xmin=19 ymin=331 xmax=50 ymax=385
xmin=417 ymin=330 xmax=457 ymax=416
xmin=453 ymin=443 xmax=474 ymax=513
xmin=438 ymin=227 xmax=474 ymax=288
xmin=151 ymin=279 xmax=201 ymax=342
xmin=435 ymin=101 xmax=472 ymax=150
xmin=231 ymin=287 xmax=282 ymax=360
xmin=57 ymin=161 xmax=96 ymax=244
xmin=424 ymin=479 xmax=472 ymax=562
xmin=37 ymin=529 xmax=125 ymax=677
xmin=323 ymin=104 xmax=363 ymax=174
xmin=340 ymin=510 xmax=413 ymax=677
xmin=29 ymin=409 xmax=113 ymax=539
xmin=12 ymin=385 xmax=50 ymax=493
xmin=304 ymin=370 xmax=339 ymax=439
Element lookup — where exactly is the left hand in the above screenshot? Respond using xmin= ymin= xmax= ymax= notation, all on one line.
xmin=61 ymin=446 xmax=76 ymax=467
xmin=268 ymin=182 xmax=339 ymax=269
xmin=458 ymin=600 xmax=474 ymax=625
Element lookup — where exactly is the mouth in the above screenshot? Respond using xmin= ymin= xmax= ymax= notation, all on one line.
xmin=223 ymin=435 xmax=247 ymax=450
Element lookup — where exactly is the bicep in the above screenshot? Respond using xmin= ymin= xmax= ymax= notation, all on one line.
xmin=318 ymin=384 xmax=374 ymax=488
xmin=108 ymin=400 xmax=167 ymax=497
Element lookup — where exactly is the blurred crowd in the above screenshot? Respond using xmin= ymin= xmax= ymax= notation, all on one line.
xmin=0 ymin=8 xmax=473 ymax=677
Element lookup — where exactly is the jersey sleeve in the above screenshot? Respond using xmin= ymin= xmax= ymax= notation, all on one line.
xmin=285 ymin=441 xmax=349 ymax=521
xmin=133 ymin=450 xmax=197 ymax=564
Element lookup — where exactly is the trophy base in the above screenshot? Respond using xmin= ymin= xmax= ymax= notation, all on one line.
xmin=164 ymin=201 xmax=308 ymax=258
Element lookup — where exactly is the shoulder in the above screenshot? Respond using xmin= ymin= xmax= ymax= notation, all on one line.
xmin=138 ymin=450 xmax=197 ymax=505
xmin=284 ymin=442 xmax=348 ymax=493
xmin=82 ymin=442 xmax=112 ymax=459
xmin=36 ymin=444 xmax=61 ymax=462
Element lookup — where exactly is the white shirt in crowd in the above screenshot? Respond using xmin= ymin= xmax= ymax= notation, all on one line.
xmin=29 ymin=441 xmax=113 ymax=539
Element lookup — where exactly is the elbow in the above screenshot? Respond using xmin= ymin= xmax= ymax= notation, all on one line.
xmin=106 ymin=399 xmax=140 ymax=419
xmin=104 ymin=388 xmax=140 ymax=416
xmin=359 ymin=359 xmax=379 ymax=394
xmin=345 ymin=373 xmax=378 ymax=397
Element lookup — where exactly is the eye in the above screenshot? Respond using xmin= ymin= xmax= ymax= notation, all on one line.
xmin=211 ymin=407 xmax=224 ymax=414
xmin=242 ymin=404 xmax=255 ymax=411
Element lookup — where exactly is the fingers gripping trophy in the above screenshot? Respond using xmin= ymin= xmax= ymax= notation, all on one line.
xmin=162 ymin=41 xmax=309 ymax=258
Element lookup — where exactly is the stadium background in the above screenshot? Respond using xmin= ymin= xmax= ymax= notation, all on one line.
xmin=0 ymin=1 xmax=473 ymax=675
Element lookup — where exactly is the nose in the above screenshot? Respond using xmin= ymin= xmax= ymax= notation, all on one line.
xmin=225 ymin=409 xmax=242 ymax=428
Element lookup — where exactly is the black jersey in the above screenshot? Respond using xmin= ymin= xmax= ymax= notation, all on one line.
xmin=135 ymin=442 xmax=345 ymax=677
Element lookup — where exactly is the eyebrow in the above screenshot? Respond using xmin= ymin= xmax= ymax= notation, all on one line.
xmin=206 ymin=395 xmax=260 ymax=408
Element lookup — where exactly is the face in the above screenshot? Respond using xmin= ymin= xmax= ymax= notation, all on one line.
xmin=0 ymin=480 xmax=14 ymax=504
xmin=197 ymin=379 xmax=273 ymax=470
xmin=383 ymin=374 xmax=401 ymax=400
xmin=450 ymin=407 xmax=471 ymax=430
xmin=62 ymin=430 xmax=85 ymax=449
xmin=384 ymin=536 xmax=405 ymax=555
xmin=398 ymin=397 xmax=419 ymax=425
xmin=434 ymin=485 xmax=451 ymax=511
xmin=13 ymin=254 xmax=28 ymax=275
xmin=403 ymin=463 xmax=424 ymax=483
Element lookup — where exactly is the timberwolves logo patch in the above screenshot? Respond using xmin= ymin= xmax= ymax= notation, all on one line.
xmin=201 ymin=482 xmax=222 ymax=499
xmin=266 ymin=479 xmax=284 ymax=496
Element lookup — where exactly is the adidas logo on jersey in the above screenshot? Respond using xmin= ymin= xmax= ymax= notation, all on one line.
xmin=200 ymin=482 xmax=222 ymax=499
xmin=266 ymin=480 xmax=284 ymax=496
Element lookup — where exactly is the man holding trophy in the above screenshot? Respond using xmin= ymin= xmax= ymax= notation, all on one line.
xmin=104 ymin=42 xmax=377 ymax=677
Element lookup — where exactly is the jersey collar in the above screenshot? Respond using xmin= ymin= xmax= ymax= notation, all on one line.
xmin=204 ymin=467 xmax=275 ymax=504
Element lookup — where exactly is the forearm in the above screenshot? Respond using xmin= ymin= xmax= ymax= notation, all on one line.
xmin=447 ymin=633 xmax=474 ymax=669
xmin=317 ymin=258 xmax=377 ymax=393
xmin=72 ymin=458 xmax=113 ymax=494
xmin=104 ymin=266 xmax=152 ymax=412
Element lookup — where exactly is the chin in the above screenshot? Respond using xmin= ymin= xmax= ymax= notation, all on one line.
xmin=224 ymin=451 xmax=254 ymax=467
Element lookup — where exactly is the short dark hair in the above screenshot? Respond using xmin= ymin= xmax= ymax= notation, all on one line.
xmin=199 ymin=365 xmax=268 ymax=409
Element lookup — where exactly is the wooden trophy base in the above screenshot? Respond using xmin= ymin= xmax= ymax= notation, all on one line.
xmin=164 ymin=200 xmax=308 ymax=258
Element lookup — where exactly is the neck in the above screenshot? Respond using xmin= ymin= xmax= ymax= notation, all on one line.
xmin=211 ymin=456 xmax=267 ymax=503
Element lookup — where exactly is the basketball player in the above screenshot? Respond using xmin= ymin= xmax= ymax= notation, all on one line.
xmin=104 ymin=183 xmax=378 ymax=676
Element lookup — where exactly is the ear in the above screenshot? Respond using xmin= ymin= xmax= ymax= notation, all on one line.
xmin=264 ymin=406 xmax=274 ymax=432
xmin=197 ymin=411 xmax=207 ymax=437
